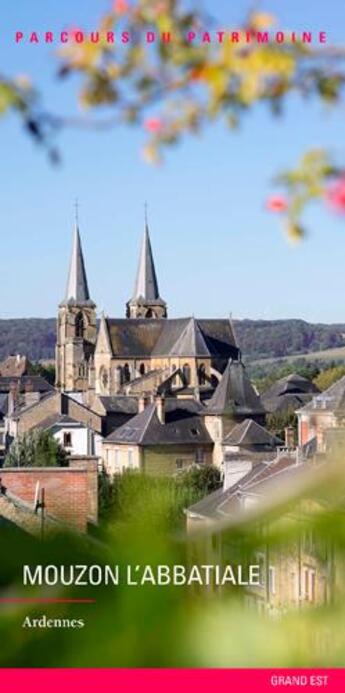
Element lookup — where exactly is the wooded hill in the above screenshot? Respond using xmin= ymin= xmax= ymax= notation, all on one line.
xmin=0 ymin=318 xmax=345 ymax=364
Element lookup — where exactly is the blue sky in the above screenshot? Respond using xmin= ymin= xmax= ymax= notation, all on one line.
xmin=1 ymin=0 xmax=345 ymax=322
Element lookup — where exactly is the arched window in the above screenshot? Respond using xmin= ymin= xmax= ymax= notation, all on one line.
xmin=75 ymin=311 xmax=84 ymax=338
xmin=99 ymin=367 xmax=109 ymax=393
xmin=146 ymin=308 xmax=155 ymax=318
xmin=139 ymin=363 xmax=145 ymax=376
xmin=123 ymin=363 xmax=130 ymax=382
xmin=198 ymin=364 xmax=206 ymax=386
xmin=183 ymin=363 xmax=191 ymax=386
xmin=114 ymin=366 xmax=122 ymax=387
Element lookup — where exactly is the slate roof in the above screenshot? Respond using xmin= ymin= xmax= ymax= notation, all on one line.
xmin=61 ymin=224 xmax=95 ymax=307
xmin=298 ymin=375 xmax=345 ymax=414
xmin=131 ymin=224 xmax=162 ymax=302
xmin=206 ymin=360 xmax=264 ymax=416
xmin=187 ymin=455 xmax=298 ymax=520
xmin=169 ymin=318 xmax=210 ymax=357
xmin=105 ymin=401 xmax=212 ymax=446
xmin=0 ymin=376 xmax=54 ymax=394
xmin=37 ymin=413 xmax=85 ymax=431
xmin=262 ymin=374 xmax=319 ymax=414
xmin=98 ymin=396 xmax=139 ymax=415
xmin=105 ymin=317 xmax=238 ymax=359
xmin=224 ymin=419 xmax=283 ymax=450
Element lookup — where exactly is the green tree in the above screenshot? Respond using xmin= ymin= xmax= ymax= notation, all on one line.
xmin=176 ymin=464 xmax=221 ymax=495
xmin=314 ymin=365 xmax=345 ymax=391
xmin=4 ymin=430 xmax=68 ymax=468
xmin=266 ymin=407 xmax=297 ymax=441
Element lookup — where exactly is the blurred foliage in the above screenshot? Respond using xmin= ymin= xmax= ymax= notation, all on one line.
xmin=98 ymin=465 xmax=221 ymax=530
xmin=0 ymin=3 xmax=345 ymax=237
xmin=1 ymin=459 xmax=345 ymax=666
xmin=4 ymin=430 xmax=68 ymax=468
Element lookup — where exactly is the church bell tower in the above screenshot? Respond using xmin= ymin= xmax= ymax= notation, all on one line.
xmin=56 ymin=211 xmax=97 ymax=392
xmin=126 ymin=211 xmax=167 ymax=319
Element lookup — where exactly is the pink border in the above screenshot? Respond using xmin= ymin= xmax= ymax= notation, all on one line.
xmin=0 ymin=668 xmax=343 ymax=692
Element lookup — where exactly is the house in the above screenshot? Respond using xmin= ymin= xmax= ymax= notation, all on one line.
xmin=0 ymin=354 xmax=35 ymax=377
xmin=186 ymin=456 xmax=334 ymax=613
xmin=262 ymin=373 xmax=319 ymax=414
xmin=297 ymin=375 xmax=345 ymax=453
xmin=102 ymin=396 xmax=213 ymax=476
xmin=5 ymin=390 xmax=103 ymax=461
xmin=222 ymin=418 xmax=283 ymax=488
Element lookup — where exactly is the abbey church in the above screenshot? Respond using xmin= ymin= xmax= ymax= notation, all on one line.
xmin=55 ymin=219 xmax=240 ymax=400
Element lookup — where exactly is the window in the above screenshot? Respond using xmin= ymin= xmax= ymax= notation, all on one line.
xmin=183 ymin=363 xmax=191 ymax=385
xmin=195 ymin=449 xmax=204 ymax=464
xmin=128 ymin=448 xmax=133 ymax=469
xmin=114 ymin=448 xmax=120 ymax=472
xmin=302 ymin=567 xmax=316 ymax=602
xmin=268 ymin=566 xmax=276 ymax=595
xmin=114 ymin=366 xmax=122 ymax=387
xmin=139 ymin=363 xmax=145 ymax=376
xmin=123 ymin=363 xmax=131 ymax=382
xmin=100 ymin=367 xmax=109 ymax=392
xmin=256 ymin=552 xmax=266 ymax=587
xmin=75 ymin=311 xmax=84 ymax=338
xmin=198 ymin=364 xmax=206 ymax=385
xmin=63 ymin=432 xmax=72 ymax=448
xmin=175 ymin=459 xmax=184 ymax=470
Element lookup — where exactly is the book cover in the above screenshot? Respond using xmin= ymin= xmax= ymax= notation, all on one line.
xmin=0 ymin=1 xmax=344 ymax=691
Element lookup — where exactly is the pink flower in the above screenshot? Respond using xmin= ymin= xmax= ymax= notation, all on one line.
xmin=266 ymin=195 xmax=288 ymax=213
xmin=326 ymin=177 xmax=345 ymax=213
xmin=144 ymin=117 xmax=163 ymax=133
xmin=113 ymin=0 xmax=129 ymax=15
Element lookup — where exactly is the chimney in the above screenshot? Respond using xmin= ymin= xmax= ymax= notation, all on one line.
xmin=156 ymin=395 xmax=165 ymax=424
xmin=8 ymin=380 xmax=19 ymax=415
xmin=284 ymin=426 xmax=295 ymax=449
xmin=24 ymin=378 xmax=41 ymax=405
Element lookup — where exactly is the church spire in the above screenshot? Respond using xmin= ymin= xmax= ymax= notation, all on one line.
xmin=62 ymin=215 xmax=93 ymax=306
xmin=126 ymin=210 xmax=167 ymax=319
xmin=133 ymin=218 xmax=160 ymax=301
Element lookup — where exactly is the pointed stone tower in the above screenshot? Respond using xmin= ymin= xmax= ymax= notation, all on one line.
xmin=56 ymin=219 xmax=97 ymax=392
xmin=126 ymin=216 xmax=167 ymax=319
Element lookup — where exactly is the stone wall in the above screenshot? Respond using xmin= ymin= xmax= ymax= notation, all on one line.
xmin=0 ymin=466 xmax=95 ymax=532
